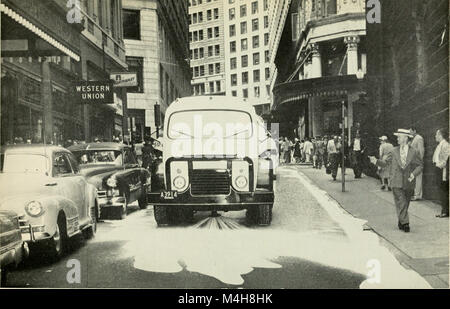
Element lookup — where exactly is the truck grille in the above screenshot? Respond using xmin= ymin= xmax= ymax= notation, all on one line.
xmin=191 ymin=169 xmax=230 ymax=196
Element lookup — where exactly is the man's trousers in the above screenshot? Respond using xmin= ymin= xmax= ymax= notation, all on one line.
xmin=392 ymin=188 xmax=414 ymax=225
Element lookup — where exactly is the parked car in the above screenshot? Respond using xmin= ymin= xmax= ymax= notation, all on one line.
xmin=69 ymin=142 xmax=151 ymax=220
xmin=148 ymin=96 xmax=277 ymax=226
xmin=0 ymin=145 xmax=98 ymax=259
xmin=0 ymin=210 xmax=29 ymax=287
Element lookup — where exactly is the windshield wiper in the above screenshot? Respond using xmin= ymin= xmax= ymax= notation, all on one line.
xmin=224 ymin=129 xmax=249 ymax=138
xmin=171 ymin=129 xmax=194 ymax=138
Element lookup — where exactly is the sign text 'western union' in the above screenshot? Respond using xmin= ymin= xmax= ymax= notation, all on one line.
xmin=73 ymin=81 xmax=114 ymax=104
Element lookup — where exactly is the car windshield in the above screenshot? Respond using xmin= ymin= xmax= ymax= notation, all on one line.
xmin=72 ymin=150 xmax=123 ymax=165
xmin=168 ymin=110 xmax=253 ymax=139
xmin=1 ymin=154 xmax=50 ymax=174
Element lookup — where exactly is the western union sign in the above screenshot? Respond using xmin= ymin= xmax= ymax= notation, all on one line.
xmin=73 ymin=81 xmax=114 ymax=104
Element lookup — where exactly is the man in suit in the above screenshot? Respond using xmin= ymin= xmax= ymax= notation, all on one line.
xmin=369 ymin=129 xmax=423 ymax=232
xmin=433 ymin=128 xmax=449 ymax=218
xmin=350 ymin=130 xmax=366 ymax=179
xmin=409 ymin=126 xmax=425 ymax=200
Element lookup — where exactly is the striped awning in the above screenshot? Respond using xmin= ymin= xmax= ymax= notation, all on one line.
xmin=0 ymin=3 xmax=80 ymax=61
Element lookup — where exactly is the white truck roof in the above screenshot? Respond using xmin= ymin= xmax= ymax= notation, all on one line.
xmin=166 ymin=96 xmax=257 ymax=116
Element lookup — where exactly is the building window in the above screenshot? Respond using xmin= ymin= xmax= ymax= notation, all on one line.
xmin=241 ymin=38 xmax=248 ymax=50
xmin=242 ymin=72 xmax=248 ymax=84
xmin=264 ymin=16 xmax=269 ymax=28
xmin=123 ymin=9 xmax=140 ymax=40
xmin=193 ymin=13 xmax=198 ymax=23
xmin=229 ymin=8 xmax=235 ymax=20
xmin=254 ymin=86 xmax=260 ymax=97
xmin=252 ymin=35 xmax=259 ymax=48
xmin=253 ymin=69 xmax=260 ymax=82
xmin=266 ymin=85 xmax=271 ymax=96
xmin=207 ymin=9 xmax=212 ymax=20
xmin=126 ymin=57 xmax=144 ymax=93
xmin=242 ymin=55 xmax=248 ymax=67
xmin=240 ymin=21 xmax=247 ymax=34
xmin=209 ymin=82 xmax=214 ymax=93
xmin=215 ymin=45 xmax=220 ymax=55
xmin=198 ymin=11 xmax=203 ymax=23
xmin=243 ymin=88 xmax=248 ymax=98
xmin=214 ymin=8 xmax=219 ymax=19
xmin=240 ymin=5 xmax=247 ymax=17
xmin=251 ymin=1 xmax=258 ymax=14
xmin=199 ymin=47 xmax=204 ymax=58
xmin=215 ymin=63 xmax=221 ymax=74
xmin=199 ymin=30 xmax=204 ymax=40
xmin=265 ymin=50 xmax=270 ymax=63
xmin=194 ymin=49 xmax=199 ymax=59
xmin=231 ymin=74 xmax=237 ymax=86
xmin=229 ymin=24 xmax=236 ymax=37
xmin=208 ymin=46 xmax=213 ymax=57
xmin=252 ymin=19 xmax=259 ymax=31
xmin=230 ymin=41 xmax=236 ymax=53
xmin=216 ymin=81 xmax=221 ymax=92
xmin=208 ymin=28 xmax=213 ymax=39
xmin=209 ymin=64 xmax=214 ymax=75
xmin=264 ymin=0 xmax=269 ymax=11
xmin=265 ymin=67 xmax=270 ymax=80
xmin=253 ymin=52 xmax=260 ymax=65
xmin=291 ymin=13 xmax=299 ymax=41
xmin=264 ymin=33 xmax=269 ymax=45
xmin=214 ymin=26 xmax=220 ymax=37
xmin=230 ymin=57 xmax=237 ymax=70
xmin=232 ymin=90 xmax=237 ymax=97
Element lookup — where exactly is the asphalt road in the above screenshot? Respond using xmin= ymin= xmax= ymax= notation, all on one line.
xmin=4 ymin=165 xmax=429 ymax=288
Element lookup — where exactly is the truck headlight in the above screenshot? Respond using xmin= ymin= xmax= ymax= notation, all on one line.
xmin=107 ymin=177 xmax=117 ymax=188
xmin=232 ymin=160 xmax=250 ymax=191
xmin=25 ymin=201 xmax=45 ymax=217
xmin=170 ymin=161 xmax=189 ymax=192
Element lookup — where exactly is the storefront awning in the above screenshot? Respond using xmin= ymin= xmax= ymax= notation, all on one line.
xmin=0 ymin=3 xmax=80 ymax=61
xmin=272 ymin=75 xmax=366 ymax=110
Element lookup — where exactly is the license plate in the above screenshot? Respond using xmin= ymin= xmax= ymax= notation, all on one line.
xmin=160 ymin=191 xmax=178 ymax=200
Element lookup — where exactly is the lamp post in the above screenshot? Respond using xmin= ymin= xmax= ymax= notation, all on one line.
xmin=341 ymin=100 xmax=346 ymax=192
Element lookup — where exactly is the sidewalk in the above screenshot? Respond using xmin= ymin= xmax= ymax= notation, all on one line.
xmin=296 ymin=164 xmax=449 ymax=288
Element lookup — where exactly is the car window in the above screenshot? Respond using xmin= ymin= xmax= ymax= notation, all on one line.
xmin=67 ymin=153 xmax=80 ymax=174
xmin=53 ymin=153 xmax=73 ymax=176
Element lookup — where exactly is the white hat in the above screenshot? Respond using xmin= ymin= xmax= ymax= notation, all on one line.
xmin=393 ymin=129 xmax=414 ymax=138
xmin=379 ymin=136 xmax=388 ymax=141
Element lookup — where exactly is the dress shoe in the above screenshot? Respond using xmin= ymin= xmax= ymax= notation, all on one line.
xmin=388 ymin=187 xmax=392 ymax=191
xmin=403 ymin=224 xmax=410 ymax=233
xmin=381 ymin=185 xmax=386 ymax=190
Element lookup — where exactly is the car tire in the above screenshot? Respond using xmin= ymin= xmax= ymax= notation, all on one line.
xmin=49 ymin=214 xmax=68 ymax=259
xmin=181 ymin=207 xmax=194 ymax=224
xmin=154 ymin=205 xmax=169 ymax=226
xmin=255 ymin=204 xmax=272 ymax=226
xmin=138 ymin=189 xmax=148 ymax=210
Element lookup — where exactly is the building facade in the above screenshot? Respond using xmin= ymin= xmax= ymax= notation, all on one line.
xmin=189 ymin=0 xmax=226 ymax=96
xmin=271 ymin=0 xmax=366 ymax=141
xmin=1 ymin=0 xmax=128 ymax=145
xmin=188 ymin=0 xmax=272 ymax=116
xmin=366 ymin=0 xmax=449 ymax=200
xmin=123 ymin=0 xmax=192 ymax=141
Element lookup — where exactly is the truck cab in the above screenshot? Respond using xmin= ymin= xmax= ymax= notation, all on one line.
xmin=148 ymin=96 xmax=277 ymax=226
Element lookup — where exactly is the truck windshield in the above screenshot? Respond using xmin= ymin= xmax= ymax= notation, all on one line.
xmin=168 ymin=110 xmax=253 ymax=139
xmin=2 ymin=154 xmax=50 ymax=174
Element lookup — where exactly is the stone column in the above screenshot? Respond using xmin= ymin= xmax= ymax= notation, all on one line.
xmin=41 ymin=58 xmax=53 ymax=144
xmin=310 ymin=43 xmax=322 ymax=78
xmin=304 ymin=56 xmax=312 ymax=79
xmin=344 ymin=36 xmax=360 ymax=75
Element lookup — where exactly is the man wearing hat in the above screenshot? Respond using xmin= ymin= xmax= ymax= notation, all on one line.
xmin=369 ymin=129 xmax=423 ymax=232
xmin=378 ymin=136 xmax=394 ymax=190
xmin=409 ymin=126 xmax=425 ymax=200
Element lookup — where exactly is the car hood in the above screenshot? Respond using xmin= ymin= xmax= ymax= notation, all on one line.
xmin=79 ymin=164 xmax=123 ymax=189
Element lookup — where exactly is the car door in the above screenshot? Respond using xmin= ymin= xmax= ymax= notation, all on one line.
xmin=53 ymin=153 xmax=86 ymax=221
xmin=123 ymin=148 xmax=142 ymax=202
xmin=67 ymin=152 xmax=89 ymax=222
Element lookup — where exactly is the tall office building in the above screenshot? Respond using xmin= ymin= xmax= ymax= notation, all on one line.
xmin=189 ymin=0 xmax=226 ymax=96
xmin=189 ymin=0 xmax=272 ymax=115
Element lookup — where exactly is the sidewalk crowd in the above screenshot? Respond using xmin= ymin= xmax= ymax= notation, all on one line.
xmin=279 ymin=126 xmax=450 ymax=233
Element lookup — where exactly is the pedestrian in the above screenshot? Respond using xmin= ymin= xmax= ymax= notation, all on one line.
xmin=350 ymin=131 xmax=366 ymax=178
xmin=315 ymin=136 xmax=325 ymax=169
xmin=327 ymin=136 xmax=340 ymax=181
xmin=432 ymin=128 xmax=449 ymax=218
xmin=300 ymin=139 xmax=305 ymax=162
xmin=369 ymin=129 xmax=423 ymax=232
xmin=303 ymin=138 xmax=314 ymax=163
xmin=293 ymin=138 xmax=301 ymax=163
xmin=378 ymin=136 xmax=394 ymax=190
xmin=283 ymin=137 xmax=292 ymax=164
xmin=279 ymin=137 xmax=285 ymax=164
xmin=409 ymin=126 xmax=424 ymax=200
xmin=142 ymin=138 xmax=155 ymax=171
xmin=323 ymin=136 xmax=329 ymax=171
